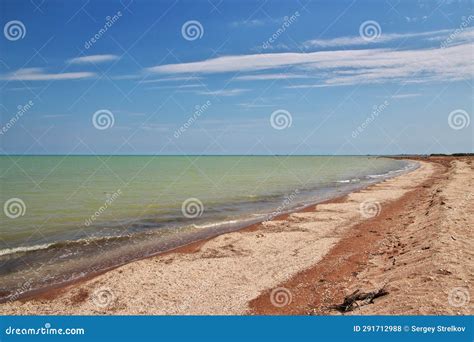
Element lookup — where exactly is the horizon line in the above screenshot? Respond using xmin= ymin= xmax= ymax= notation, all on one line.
xmin=1 ymin=153 xmax=471 ymax=157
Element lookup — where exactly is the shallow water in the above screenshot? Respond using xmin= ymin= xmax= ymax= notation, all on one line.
xmin=0 ymin=156 xmax=416 ymax=300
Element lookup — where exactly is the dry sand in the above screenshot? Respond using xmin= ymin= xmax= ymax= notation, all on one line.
xmin=1 ymin=157 xmax=472 ymax=315
xmin=250 ymin=156 xmax=473 ymax=315
xmin=344 ymin=158 xmax=473 ymax=315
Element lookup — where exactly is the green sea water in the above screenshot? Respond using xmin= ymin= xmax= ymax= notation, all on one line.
xmin=0 ymin=156 xmax=415 ymax=300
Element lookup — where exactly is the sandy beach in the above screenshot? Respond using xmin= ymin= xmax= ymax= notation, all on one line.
xmin=1 ymin=156 xmax=472 ymax=315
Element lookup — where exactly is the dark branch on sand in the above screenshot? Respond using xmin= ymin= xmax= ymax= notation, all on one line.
xmin=329 ymin=287 xmax=389 ymax=313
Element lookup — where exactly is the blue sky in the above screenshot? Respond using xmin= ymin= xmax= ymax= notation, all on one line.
xmin=0 ymin=0 xmax=472 ymax=155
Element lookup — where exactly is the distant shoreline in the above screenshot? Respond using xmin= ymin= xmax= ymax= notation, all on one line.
xmin=1 ymin=153 xmax=472 ymax=157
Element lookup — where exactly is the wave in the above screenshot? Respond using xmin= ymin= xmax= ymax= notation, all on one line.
xmin=333 ymin=161 xmax=417 ymax=185
xmin=336 ymin=178 xmax=360 ymax=184
xmin=0 ymin=234 xmax=134 ymax=258
xmin=365 ymin=161 xmax=418 ymax=180
xmin=0 ymin=243 xmax=55 ymax=257
xmin=192 ymin=219 xmax=242 ymax=229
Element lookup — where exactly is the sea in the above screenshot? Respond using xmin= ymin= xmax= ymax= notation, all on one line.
xmin=0 ymin=155 xmax=417 ymax=301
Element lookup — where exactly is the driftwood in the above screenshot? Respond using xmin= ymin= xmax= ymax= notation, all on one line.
xmin=329 ymin=287 xmax=389 ymax=312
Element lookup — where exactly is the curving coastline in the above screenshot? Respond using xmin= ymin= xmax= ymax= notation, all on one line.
xmin=2 ymin=157 xmax=460 ymax=315
xmin=0 ymin=157 xmax=416 ymax=304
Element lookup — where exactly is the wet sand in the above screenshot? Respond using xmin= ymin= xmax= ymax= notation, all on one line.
xmin=0 ymin=157 xmax=472 ymax=315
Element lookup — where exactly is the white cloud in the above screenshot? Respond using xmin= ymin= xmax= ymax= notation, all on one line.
xmin=302 ymin=29 xmax=453 ymax=48
xmin=235 ymin=73 xmax=310 ymax=81
xmin=1 ymin=68 xmax=96 ymax=81
xmin=391 ymin=93 xmax=422 ymax=99
xmin=145 ymin=84 xmax=205 ymax=90
xmin=139 ymin=76 xmax=203 ymax=84
xmin=303 ymin=35 xmax=381 ymax=48
xmin=147 ymin=52 xmax=319 ymax=74
xmin=146 ymin=36 xmax=473 ymax=87
xmin=429 ymin=27 xmax=474 ymax=45
xmin=405 ymin=16 xmax=427 ymax=23
xmin=252 ymin=42 xmax=291 ymax=51
xmin=110 ymin=74 xmax=142 ymax=80
xmin=198 ymin=88 xmax=249 ymax=96
xmin=68 ymin=54 xmax=119 ymax=64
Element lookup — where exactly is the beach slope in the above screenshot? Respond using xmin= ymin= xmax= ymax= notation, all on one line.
xmin=1 ymin=157 xmax=472 ymax=315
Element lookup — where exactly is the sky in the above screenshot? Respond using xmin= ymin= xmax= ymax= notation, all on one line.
xmin=0 ymin=0 xmax=473 ymax=155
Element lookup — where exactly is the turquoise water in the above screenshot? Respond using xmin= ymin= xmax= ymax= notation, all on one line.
xmin=0 ymin=156 xmax=415 ymax=300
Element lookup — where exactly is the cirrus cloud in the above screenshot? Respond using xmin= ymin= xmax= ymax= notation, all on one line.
xmin=1 ymin=68 xmax=96 ymax=81
xmin=67 ymin=54 xmax=119 ymax=64
xmin=146 ymin=39 xmax=473 ymax=87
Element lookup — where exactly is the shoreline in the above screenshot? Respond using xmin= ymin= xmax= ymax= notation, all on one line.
xmin=250 ymin=156 xmax=473 ymax=315
xmin=0 ymin=158 xmax=416 ymax=305
xmin=249 ymin=157 xmax=443 ymax=314
xmin=1 ymin=156 xmax=471 ymax=315
xmin=0 ymin=157 xmax=443 ymax=315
